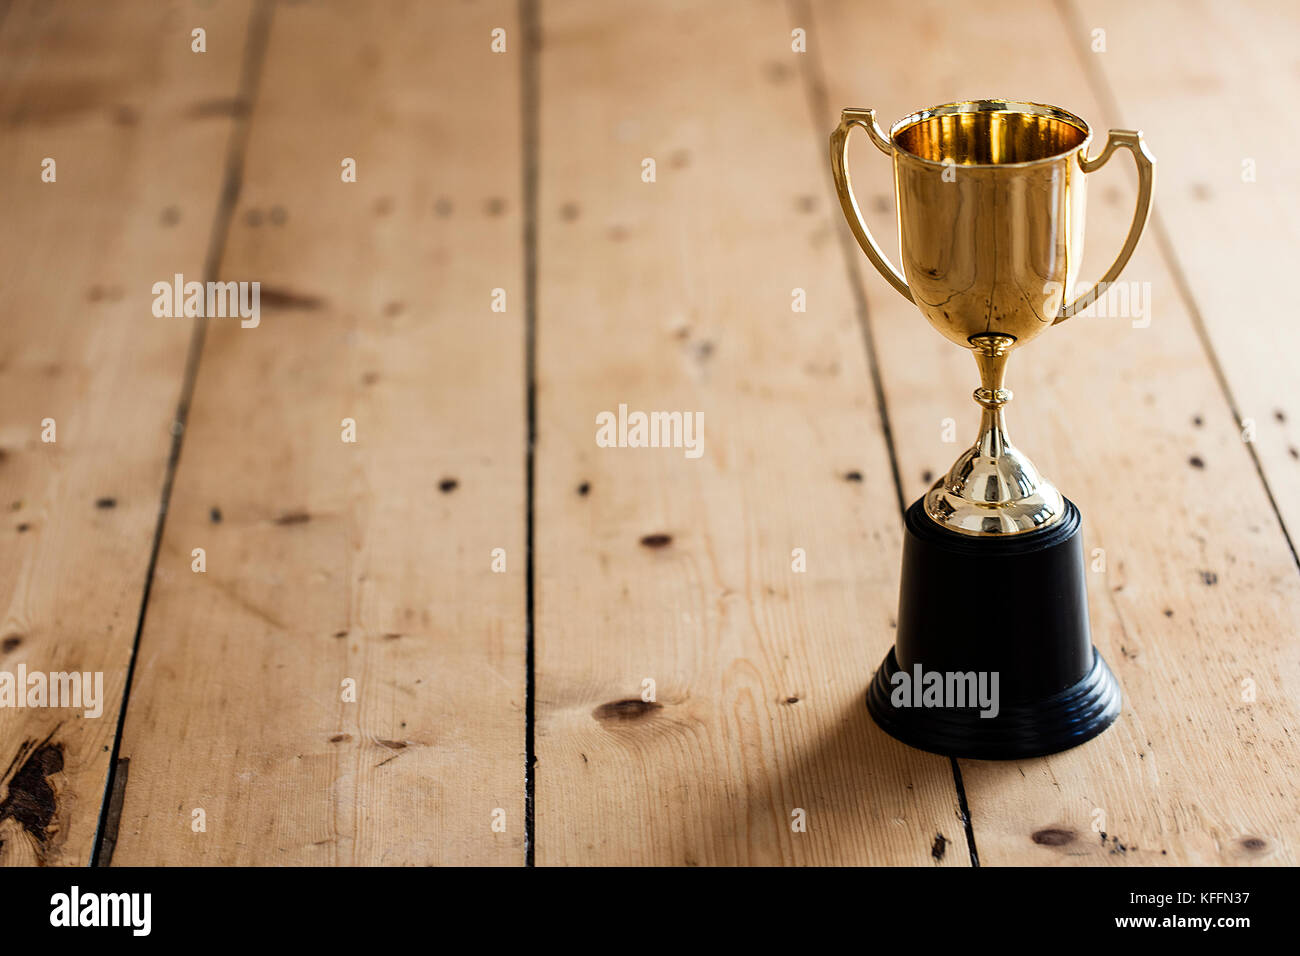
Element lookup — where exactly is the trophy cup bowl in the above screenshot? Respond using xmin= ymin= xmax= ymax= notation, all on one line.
xmin=831 ymin=100 xmax=1154 ymax=757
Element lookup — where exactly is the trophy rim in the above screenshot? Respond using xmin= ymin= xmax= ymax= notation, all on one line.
xmin=888 ymin=98 xmax=1094 ymax=170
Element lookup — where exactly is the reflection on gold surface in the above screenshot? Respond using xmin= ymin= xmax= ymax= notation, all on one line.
xmin=830 ymin=100 xmax=1155 ymax=535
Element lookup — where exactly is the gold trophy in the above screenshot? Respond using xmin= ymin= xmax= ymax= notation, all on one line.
xmin=831 ymin=100 xmax=1154 ymax=757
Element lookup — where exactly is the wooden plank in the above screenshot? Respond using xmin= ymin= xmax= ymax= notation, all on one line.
xmin=811 ymin=0 xmax=1300 ymax=864
xmin=0 ymin=0 xmax=252 ymax=866
xmin=1068 ymin=0 xmax=1300 ymax=549
xmin=109 ymin=0 xmax=527 ymax=865
xmin=534 ymin=0 xmax=966 ymax=866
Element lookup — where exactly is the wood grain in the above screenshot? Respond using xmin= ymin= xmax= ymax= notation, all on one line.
xmin=811 ymin=0 xmax=1300 ymax=865
xmin=0 ymin=0 xmax=252 ymax=866
xmin=109 ymin=0 xmax=527 ymax=865
xmin=6 ymin=0 xmax=1295 ymax=869
xmin=1068 ymin=0 xmax=1300 ymax=550
xmin=533 ymin=0 xmax=967 ymax=866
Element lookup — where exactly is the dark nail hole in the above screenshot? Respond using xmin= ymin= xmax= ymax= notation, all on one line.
xmin=640 ymin=533 xmax=671 ymax=548
xmin=438 ymin=478 xmax=458 ymax=493
xmin=259 ymin=287 xmax=324 ymax=310
xmin=1032 ymin=827 xmax=1076 ymax=846
xmin=931 ymin=833 xmax=949 ymax=861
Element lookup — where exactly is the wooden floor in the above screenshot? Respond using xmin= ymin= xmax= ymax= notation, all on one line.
xmin=1 ymin=0 xmax=1297 ymax=866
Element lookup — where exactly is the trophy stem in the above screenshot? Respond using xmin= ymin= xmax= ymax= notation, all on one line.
xmin=923 ymin=333 xmax=1065 ymax=534
xmin=972 ymin=334 xmax=1014 ymax=459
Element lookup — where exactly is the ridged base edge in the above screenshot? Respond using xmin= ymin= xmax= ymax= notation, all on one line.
xmin=866 ymin=647 xmax=1121 ymax=760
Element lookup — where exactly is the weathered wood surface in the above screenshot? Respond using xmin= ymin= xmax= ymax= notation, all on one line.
xmin=812 ymin=0 xmax=1300 ymax=865
xmin=2 ymin=0 xmax=1296 ymax=868
xmin=0 ymin=0 xmax=252 ymax=866
xmin=108 ymin=0 xmax=528 ymax=865
xmin=1070 ymin=0 xmax=1300 ymax=550
xmin=532 ymin=0 xmax=965 ymax=866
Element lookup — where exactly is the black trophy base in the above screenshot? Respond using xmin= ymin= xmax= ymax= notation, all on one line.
xmin=866 ymin=497 xmax=1121 ymax=760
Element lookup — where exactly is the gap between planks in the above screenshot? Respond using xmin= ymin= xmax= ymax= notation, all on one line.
xmin=520 ymin=0 xmax=540 ymax=868
xmin=790 ymin=0 xmax=980 ymax=867
xmin=1057 ymin=0 xmax=1300 ymax=575
xmin=90 ymin=0 xmax=277 ymax=867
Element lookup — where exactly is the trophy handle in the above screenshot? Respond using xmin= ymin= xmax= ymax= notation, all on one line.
xmin=1055 ymin=129 xmax=1156 ymax=322
xmin=830 ymin=108 xmax=914 ymax=302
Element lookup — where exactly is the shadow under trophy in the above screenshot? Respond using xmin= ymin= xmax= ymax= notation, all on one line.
xmin=831 ymin=99 xmax=1155 ymax=758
